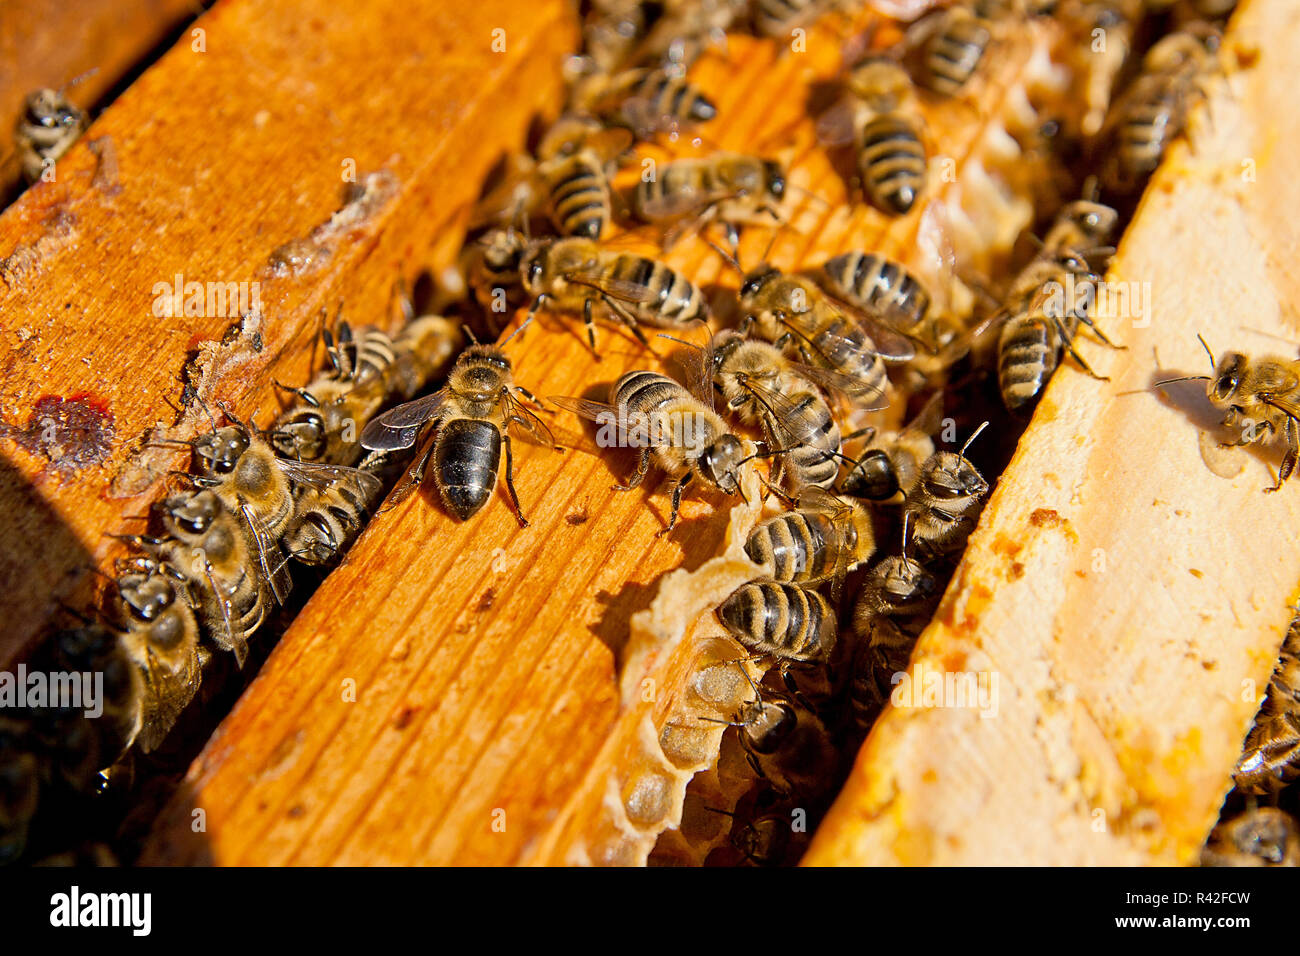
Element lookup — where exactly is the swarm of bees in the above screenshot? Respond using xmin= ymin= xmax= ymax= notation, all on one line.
xmin=13 ymin=0 xmax=1291 ymax=868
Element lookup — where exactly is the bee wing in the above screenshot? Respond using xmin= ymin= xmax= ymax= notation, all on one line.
xmin=784 ymin=358 xmax=889 ymax=411
xmin=815 ymin=291 xmax=918 ymax=362
xmin=277 ymin=458 xmax=385 ymax=498
xmin=381 ymin=430 xmax=437 ymax=513
xmin=360 ymin=390 xmax=447 ymax=451
xmin=740 ymin=376 xmax=834 ymax=444
xmin=795 ymin=485 xmax=852 ymax=517
xmin=902 ymin=392 xmax=945 ymax=439
xmin=468 ymin=157 xmax=541 ymax=229
xmin=502 ymin=389 xmax=559 ymax=449
xmin=814 ymin=97 xmax=859 ymax=148
xmin=1264 ymin=395 xmax=1300 ymax=422
xmin=240 ymin=502 xmax=292 ymax=606
xmin=201 ymin=562 xmax=248 ymax=668
xmin=136 ymin=647 xmax=201 ymax=752
xmin=548 ymin=394 xmax=675 ymax=447
xmin=565 ymin=269 xmax=672 ymax=308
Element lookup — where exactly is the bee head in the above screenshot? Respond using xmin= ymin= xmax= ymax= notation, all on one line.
xmin=163 ymin=490 xmax=220 ymax=538
xmin=739 ymin=265 xmax=779 ymax=302
xmin=25 ymin=89 xmax=80 ymax=129
xmin=763 ymin=161 xmax=786 ymax=200
xmin=194 ymin=425 xmax=249 ymax=476
xmin=1059 ymin=200 xmax=1117 ymax=246
xmin=877 ymin=556 xmax=938 ymax=611
xmin=119 ymin=574 xmax=176 ymax=623
xmin=739 ymin=698 xmax=796 ymax=753
xmin=271 ymin=411 xmax=325 ymax=460
xmin=924 ymin=451 xmax=989 ymax=501
xmin=1211 ymin=352 xmax=1247 ymax=406
xmin=697 ymin=433 xmax=746 ymax=494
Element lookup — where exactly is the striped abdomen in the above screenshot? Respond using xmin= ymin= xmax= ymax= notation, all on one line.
xmin=858 ymin=114 xmax=926 ymax=215
xmin=921 ymin=15 xmax=991 ymax=96
xmin=544 ymin=151 xmax=610 ymax=239
xmin=623 ymin=69 xmax=716 ymax=129
xmin=605 ymin=254 xmax=707 ymax=326
xmin=716 ymin=582 xmax=837 ymax=663
xmin=342 ymin=326 xmax=399 ymax=388
xmin=768 ymin=389 xmax=840 ymax=490
xmin=745 ymin=509 xmax=856 ymax=584
xmin=822 ymin=251 xmax=931 ymax=329
xmin=808 ymin=312 xmax=888 ymax=396
xmin=283 ymin=477 xmax=379 ymax=565
xmin=434 ymin=418 xmax=502 ymax=521
xmin=998 ymin=311 xmax=1061 ymax=412
xmin=634 ymin=160 xmax=722 ymax=221
xmin=752 ymin=0 xmax=823 ymax=36
xmin=1115 ymin=78 xmax=1185 ymax=184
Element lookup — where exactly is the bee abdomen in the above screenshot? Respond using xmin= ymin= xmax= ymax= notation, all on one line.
xmin=435 ymin=418 xmax=502 ymax=521
xmin=546 ymin=154 xmax=610 ymax=239
xmin=637 ymin=70 xmax=716 ymax=124
xmin=998 ymin=315 xmax=1058 ymax=411
xmin=858 ymin=115 xmax=927 ymax=215
xmin=922 ymin=18 xmax=991 ymax=96
xmin=825 ymin=251 xmax=931 ymax=325
xmin=745 ymin=512 xmax=836 ymax=583
xmin=609 ymin=255 xmax=706 ymax=325
xmin=716 ymin=582 xmax=837 ymax=663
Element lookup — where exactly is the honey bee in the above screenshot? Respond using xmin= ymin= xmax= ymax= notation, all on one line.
xmin=1233 ymin=622 xmax=1300 ymax=792
xmin=996 ymin=247 xmax=1115 ymax=413
xmin=1157 ymin=338 xmax=1300 ymax=491
xmin=359 ymin=337 xmax=556 ymax=526
xmin=581 ymin=0 xmax=650 ymax=73
xmin=281 ymin=467 xmax=385 ymax=566
xmin=552 ymin=368 xmax=748 ymax=531
xmin=466 ymin=227 xmax=529 ymax=314
xmin=705 ymin=332 xmax=846 ymax=491
xmin=725 ymin=693 xmax=838 ymax=799
xmin=521 ymin=237 xmax=708 ymax=354
xmin=820 ymin=250 xmax=932 ymax=342
xmin=638 ymin=0 xmax=744 ymax=71
xmin=1101 ymin=22 xmax=1221 ymax=192
xmin=716 ymin=581 xmax=838 ymax=664
xmin=14 ymin=85 xmax=90 ymax=183
xmin=133 ymin=490 xmax=273 ymax=667
xmin=844 ymin=57 xmax=929 ymax=215
xmin=112 ymin=556 xmax=205 ymax=752
xmin=744 ymin=487 xmax=876 ymax=584
xmin=903 ymin=423 xmax=990 ymax=562
xmin=730 ymin=811 xmax=805 ymax=867
xmin=571 ymin=65 xmax=717 ymax=139
xmin=538 ymin=115 xmax=633 ymax=240
xmin=737 ymin=262 xmax=913 ymax=400
xmin=840 ymin=393 xmax=942 ymax=501
xmin=386 ymin=292 xmax=464 ymax=401
xmin=848 ymin=546 xmax=941 ymax=730
xmin=908 ymin=4 xmax=994 ymax=98
xmin=632 ymin=152 xmax=787 ymax=244
xmin=1202 ymin=807 xmax=1300 ymax=867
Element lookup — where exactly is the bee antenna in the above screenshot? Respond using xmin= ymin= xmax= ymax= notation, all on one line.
xmin=703 ymin=806 xmax=738 ymax=819
xmin=193 ymin=393 xmax=218 ymax=431
xmin=1153 ymin=375 xmax=1211 ymax=387
xmin=464 ymin=325 xmax=481 ymax=346
xmin=900 ymin=511 xmax=916 ymax=573
xmin=704 ymin=236 xmax=744 ymax=275
xmin=1197 ymin=333 xmax=1217 ymax=368
xmin=499 ymin=313 xmax=533 ymax=347
xmin=957 ymin=421 xmax=989 ymax=462
xmin=60 ymin=67 xmax=100 ymax=95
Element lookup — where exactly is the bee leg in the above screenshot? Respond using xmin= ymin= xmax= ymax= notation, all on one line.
xmin=501 ymin=431 xmax=529 ymax=527
xmin=737 ymin=314 xmax=755 ymax=337
xmin=1077 ymin=313 xmax=1125 ymax=349
xmin=1057 ymin=321 xmax=1109 ymax=380
xmin=582 ymin=296 xmax=601 ymax=358
xmin=744 ymin=750 xmax=767 ymax=780
xmin=599 ymin=293 xmax=652 ymax=348
xmin=1267 ymin=418 xmax=1299 ymax=493
xmin=513 ymin=385 xmax=547 ymax=411
xmin=615 ymin=447 xmax=652 ymax=492
xmin=658 ymin=472 xmax=694 ymax=536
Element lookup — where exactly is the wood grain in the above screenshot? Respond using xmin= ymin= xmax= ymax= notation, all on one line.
xmin=0 ymin=0 xmax=576 ymax=669
xmin=137 ymin=11 xmax=1088 ymax=865
xmin=805 ymin=0 xmax=1300 ymax=866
